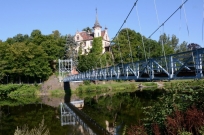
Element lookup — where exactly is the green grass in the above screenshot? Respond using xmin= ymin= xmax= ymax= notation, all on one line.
xmin=75 ymin=81 xmax=160 ymax=95
xmin=74 ymin=79 xmax=204 ymax=97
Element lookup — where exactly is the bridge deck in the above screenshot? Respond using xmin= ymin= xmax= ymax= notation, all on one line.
xmin=64 ymin=49 xmax=204 ymax=82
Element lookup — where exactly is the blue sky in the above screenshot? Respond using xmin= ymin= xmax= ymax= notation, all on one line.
xmin=0 ymin=0 xmax=203 ymax=47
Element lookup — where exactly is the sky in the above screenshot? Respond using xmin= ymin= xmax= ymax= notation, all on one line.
xmin=0 ymin=0 xmax=203 ymax=47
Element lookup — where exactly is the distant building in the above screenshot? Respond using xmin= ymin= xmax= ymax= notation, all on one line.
xmin=74 ymin=9 xmax=110 ymax=54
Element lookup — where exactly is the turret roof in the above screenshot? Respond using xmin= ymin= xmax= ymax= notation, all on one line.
xmin=93 ymin=8 xmax=102 ymax=28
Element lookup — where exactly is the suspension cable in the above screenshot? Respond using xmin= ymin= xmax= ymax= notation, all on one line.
xmin=154 ymin=0 xmax=168 ymax=71
xmin=111 ymin=0 xmax=139 ymax=43
xmin=181 ymin=0 xmax=194 ymax=69
xmin=116 ymin=35 xmax=124 ymax=68
xmin=203 ymin=0 xmax=204 ymax=46
xmin=110 ymin=45 xmax=116 ymax=68
xmin=154 ymin=0 xmax=160 ymax=26
xmin=182 ymin=0 xmax=191 ymax=44
xmin=178 ymin=4 xmax=182 ymax=48
xmin=162 ymin=25 xmax=168 ymax=71
xmin=136 ymin=5 xmax=147 ymax=62
xmin=93 ymin=0 xmax=139 ymax=69
xmin=148 ymin=0 xmax=188 ymax=38
xmin=125 ymin=25 xmax=134 ymax=65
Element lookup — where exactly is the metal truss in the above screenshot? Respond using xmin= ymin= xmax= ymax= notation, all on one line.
xmin=61 ymin=103 xmax=111 ymax=135
xmin=61 ymin=103 xmax=98 ymax=135
xmin=60 ymin=103 xmax=76 ymax=126
xmin=58 ymin=59 xmax=73 ymax=81
xmin=64 ymin=48 xmax=204 ymax=82
xmin=59 ymin=59 xmax=73 ymax=73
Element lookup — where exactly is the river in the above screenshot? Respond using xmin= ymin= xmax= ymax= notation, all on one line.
xmin=0 ymin=88 xmax=162 ymax=135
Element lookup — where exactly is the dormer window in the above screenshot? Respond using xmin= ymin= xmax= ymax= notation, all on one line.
xmin=77 ymin=36 xmax=79 ymax=40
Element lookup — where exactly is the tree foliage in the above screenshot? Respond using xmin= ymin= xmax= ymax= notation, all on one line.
xmin=78 ymin=37 xmax=103 ymax=71
xmin=187 ymin=43 xmax=202 ymax=50
xmin=82 ymin=27 xmax=92 ymax=33
xmin=111 ymin=28 xmax=175 ymax=64
xmin=0 ymin=30 xmax=66 ymax=83
xmin=65 ymin=35 xmax=78 ymax=67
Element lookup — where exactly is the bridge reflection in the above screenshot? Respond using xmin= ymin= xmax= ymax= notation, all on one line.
xmin=61 ymin=94 xmax=112 ymax=135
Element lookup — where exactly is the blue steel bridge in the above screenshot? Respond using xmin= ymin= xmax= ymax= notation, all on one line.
xmin=61 ymin=0 xmax=204 ymax=82
xmin=64 ymin=48 xmax=204 ymax=82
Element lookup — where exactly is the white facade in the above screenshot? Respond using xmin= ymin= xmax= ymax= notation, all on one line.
xmin=74 ymin=11 xmax=110 ymax=54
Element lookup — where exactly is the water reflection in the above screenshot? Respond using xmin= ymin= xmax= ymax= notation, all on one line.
xmin=62 ymin=94 xmax=110 ymax=135
xmin=79 ymin=89 xmax=163 ymax=135
xmin=0 ymin=94 xmax=91 ymax=135
xmin=0 ymin=88 xmax=162 ymax=135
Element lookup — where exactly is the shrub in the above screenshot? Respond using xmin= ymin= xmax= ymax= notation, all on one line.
xmin=83 ymin=80 xmax=91 ymax=85
xmin=14 ymin=119 xmax=49 ymax=135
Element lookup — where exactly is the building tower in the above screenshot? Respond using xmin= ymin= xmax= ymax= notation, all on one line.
xmin=93 ymin=8 xmax=102 ymax=37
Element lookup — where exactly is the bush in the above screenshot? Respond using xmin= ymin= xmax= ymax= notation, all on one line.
xmin=14 ymin=119 xmax=49 ymax=135
xmin=83 ymin=80 xmax=91 ymax=85
xmin=0 ymin=84 xmax=23 ymax=95
xmin=8 ymin=85 xmax=37 ymax=97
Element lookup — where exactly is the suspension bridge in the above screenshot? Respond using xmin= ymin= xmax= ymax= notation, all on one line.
xmin=60 ymin=0 xmax=204 ymax=82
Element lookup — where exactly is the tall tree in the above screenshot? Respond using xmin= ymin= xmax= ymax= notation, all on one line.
xmin=187 ymin=43 xmax=202 ymax=50
xmin=176 ymin=41 xmax=188 ymax=53
xmin=0 ymin=42 xmax=9 ymax=82
xmin=77 ymin=37 xmax=103 ymax=71
xmin=158 ymin=33 xmax=179 ymax=52
xmin=112 ymin=28 xmax=145 ymax=64
xmin=82 ymin=27 xmax=92 ymax=33
xmin=51 ymin=30 xmax=61 ymax=39
xmin=65 ymin=35 xmax=78 ymax=67
xmin=30 ymin=29 xmax=45 ymax=45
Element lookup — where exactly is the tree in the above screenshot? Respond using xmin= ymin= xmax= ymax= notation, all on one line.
xmin=51 ymin=30 xmax=61 ymax=39
xmin=112 ymin=28 xmax=142 ymax=64
xmin=0 ymin=30 xmax=67 ymax=83
xmin=0 ymin=42 xmax=9 ymax=82
xmin=30 ymin=29 xmax=45 ymax=45
xmin=82 ymin=27 xmax=92 ymax=33
xmin=65 ymin=35 xmax=78 ymax=67
xmin=176 ymin=41 xmax=188 ymax=53
xmin=90 ymin=37 xmax=103 ymax=55
xmin=77 ymin=37 xmax=103 ymax=71
xmin=24 ymin=42 xmax=52 ymax=80
xmin=158 ymin=33 xmax=179 ymax=52
xmin=187 ymin=43 xmax=202 ymax=50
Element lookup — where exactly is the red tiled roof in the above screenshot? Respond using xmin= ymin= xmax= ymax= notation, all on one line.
xmin=101 ymin=30 xmax=105 ymax=37
xmin=79 ymin=31 xmax=93 ymax=40
xmin=79 ymin=30 xmax=106 ymax=41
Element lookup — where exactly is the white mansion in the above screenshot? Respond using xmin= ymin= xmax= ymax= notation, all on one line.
xmin=74 ymin=11 xmax=110 ymax=54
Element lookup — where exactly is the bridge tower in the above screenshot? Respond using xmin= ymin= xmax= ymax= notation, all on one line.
xmin=58 ymin=35 xmax=79 ymax=82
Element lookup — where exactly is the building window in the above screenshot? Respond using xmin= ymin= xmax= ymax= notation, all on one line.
xmin=98 ymin=33 xmax=99 ymax=37
xmin=90 ymin=41 xmax=93 ymax=46
xmin=77 ymin=36 xmax=79 ymax=40
xmin=106 ymin=35 xmax=107 ymax=40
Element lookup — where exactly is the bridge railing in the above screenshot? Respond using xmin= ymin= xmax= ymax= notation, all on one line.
xmin=64 ymin=48 xmax=204 ymax=82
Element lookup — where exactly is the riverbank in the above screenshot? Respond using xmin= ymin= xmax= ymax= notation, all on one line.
xmin=73 ymin=79 xmax=204 ymax=94
xmin=1 ymin=78 xmax=203 ymax=98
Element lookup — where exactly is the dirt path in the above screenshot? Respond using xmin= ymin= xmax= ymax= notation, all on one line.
xmin=40 ymin=74 xmax=63 ymax=94
xmin=156 ymin=82 xmax=164 ymax=88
